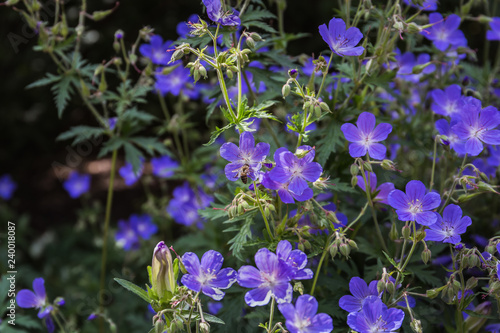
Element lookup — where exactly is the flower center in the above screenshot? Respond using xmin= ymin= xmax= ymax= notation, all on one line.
xmin=200 ymin=272 xmax=216 ymax=286
xmin=409 ymin=200 xmax=423 ymax=214
xmin=261 ymin=271 xmax=277 ymax=287
xmin=296 ymin=317 xmax=311 ymax=330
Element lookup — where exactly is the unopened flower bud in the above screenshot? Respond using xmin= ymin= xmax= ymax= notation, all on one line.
xmin=282 ymin=84 xmax=291 ymax=97
xmin=351 ymin=175 xmax=358 ymax=188
xmin=129 ymin=53 xmax=137 ymax=65
xmin=412 ymin=62 xmax=432 ymax=74
xmin=426 ymin=287 xmax=442 ymax=299
xmin=350 ymin=164 xmax=359 ymax=176
xmin=329 ymin=243 xmax=338 ymax=259
xmin=410 ymin=319 xmax=423 ymax=333
xmin=319 ymin=102 xmax=330 ymax=112
xmin=246 ymin=37 xmax=255 ymax=49
xmin=200 ymin=322 xmax=210 ymax=333
xmin=466 ymin=277 xmax=478 ymax=290
xmin=155 ymin=318 xmax=166 ymax=333
xmin=339 ymin=243 xmax=351 ymax=257
xmin=151 ymin=241 xmax=177 ymax=298
xmin=381 ymin=159 xmax=396 ymax=171
xmin=348 ymin=240 xmax=358 ymax=250
xmin=288 ymin=69 xmax=298 ymax=78
xmin=377 ymin=280 xmax=385 ymax=294
xmin=389 ymin=222 xmax=398 ymax=241
xmin=416 ymin=230 xmax=426 ymax=242
xmin=421 ymin=247 xmax=431 ymax=264
xmin=363 ymin=161 xmax=373 ymax=172
xmin=54 ymin=297 xmax=65 ymax=306
xmin=386 ymin=281 xmax=395 ymax=295
xmin=402 ymin=225 xmax=411 ymax=240
xmin=171 ymin=49 xmax=184 ymax=62
xmin=406 ymin=22 xmax=423 ymax=34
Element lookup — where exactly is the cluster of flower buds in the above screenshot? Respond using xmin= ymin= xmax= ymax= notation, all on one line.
xmin=243 ymin=31 xmax=264 ymax=49
xmin=440 ymin=277 xmax=462 ymax=304
xmin=188 ymin=17 xmax=209 ymax=37
xmin=226 ymin=193 xmax=253 ymax=219
xmin=329 ymin=231 xmax=358 ymax=259
xmin=170 ymin=43 xmax=191 ymax=63
xmin=460 ymin=249 xmax=482 ymax=269
xmin=303 ymin=97 xmax=331 ymax=118
xmin=377 ymin=268 xmax=396 ymax=295
xmin=186 ymin=59 xmax=208 ymax=83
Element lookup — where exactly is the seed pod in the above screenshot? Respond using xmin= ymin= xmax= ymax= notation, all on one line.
xmin=200 ymin=322 xmax=210 ymax=333
xmin=386 ymin=281 xmax=395 ymax=295
xmin=348 ymin=240 xmax=358 ymax=250
xmin=129 ymin=53 xmax=137 ymax=65
xmin=171 ymin=49 xmax=184 ymax=62
xmin=377 ymin=280 xmax=385 ymax=294
xmin=381 ymin=159 xmax=396 ymax=171
xmin=363 ymin=161 xmax=373 ymax=172
xmin=406 ymin=22 xmax=422 ymax=34
xmin=199 ymin=65 xmax=207 ymax=79
xmin=155 ymin=318 xmax=165 ymax=333
xmin=314 ymin=104 xmax=322 ymax=118
xmin=298 ymin=243 xmax=305 ymax=252
xmin=251 ymin=33 xmax=263 ymax=41
xmin=226 ymin=69 xmax=234 ymax=80
xmin=416 ymin=230 xmax=426 ymax=242
xmin=246 ymin=37 xmax=255 ymax=49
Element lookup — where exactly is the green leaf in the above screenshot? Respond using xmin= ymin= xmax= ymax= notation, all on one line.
xmin=123 ymin=142 xmax=144 ymax=175
xmin=328 ymin=178 xmax=357 ymax=194
xmin=130 ymin=137 xmax=170 ymax=156
xmin=315 ymin=123 xmax=344 ymax=166
xmin=114 ymin=278 xmax=150 ymax=303
xmin=51 ymin=74 xmax=76 ymax=118
xmin=204 ymin=123 xmax=235 ymax=146
xmin=241 ymin=6 xmax=276 ymax=22
xmin=225 ymin=214 xmax=254 ymax=261
xmin=98 ymin=136 xmax=126 ymax=158
xmin=56 ymin=126 xmax=106 ymax=145
xmin=203 ymin=313 xmax=225 ymax=325
xmin=122 ymin=108 xmax=157 ymax=124
xmin=25 ymin=73 xmax=61 ymax=89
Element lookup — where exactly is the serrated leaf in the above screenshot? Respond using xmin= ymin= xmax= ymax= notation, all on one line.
xmin=204 ymin=123 xmax=234 ymax=146
xmin=123 ymin=142 xmax=144 ymax=174
xmin=56 ymin=126 xmax=106 ymax=145
xmin=130 ymin=137 xmax=170 ymax=156
xmin=226 ymin=215 xmax=254 ymax=261
xmin=51 ymin=75 xmax=76 ymax=118
xmin=25 ymin=73 xmax=61 ymax=89
xmin=98 ymin=137 xmax=126 ymax=158
xmin=114 ymin=278 xmax=150 ymax=303
xmin=316 ymin=123 xmax=344 ymax=165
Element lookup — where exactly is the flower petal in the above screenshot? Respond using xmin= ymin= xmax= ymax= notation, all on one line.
xmin=368 ymin=142 xmax=387 ymax=160
xmin=182 ymin=252 xmax=202 ymax=277
xmin=239 ymin=131 xmax=255 ymax=153
xmin=220 ymin=142 xmax=240 ymax=162
xmin=16 ymin=290 xmax=39 ymax=308
xmin=237 ymin=266 xmax=263 ymax=288
xmin=201 ymin=250 xmax=223 ymax=275
xmin=181 ymin=274 xmax=202 ymax=292
xmin=357 ymin=112 xmax=376 ymax=136
xmin=388 ymin=190 xmax=409 ymax=210
xmin=245 ymin=287 xmax=272 ymax=307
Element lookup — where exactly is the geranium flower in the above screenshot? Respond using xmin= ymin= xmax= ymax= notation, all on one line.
xmin=0 ymin=174 xmax=17 ymax=200
xmin=339 ymin=277 xmax=379 ymax=313
xmin=356 ymin=171 xmax=395 ymax=205
xmin=17 ymin=278 xmax=55 ymax=333
xmin=151 ymin=155 xmax=179 ymax=178
xmin=486 ymin=17 xmax=500 ymax=41
xmin=181 ymin=250 xmax=237 ymax=301
xmin=430 ymin=84 xmax=463 ymax=117
xmin=347 ymin=296 xmax=405 ymax=333
xmin=237 ymin=248 xmax=293 ymax=307
xmin=139 ymin=35 xmax=174 ymax=65
xmin=220 ymin=131 xmax=270 ymax=183
xmin=202 ymin=0 xmax=240 ymax=26
xmin=63 ymin=172 xmax=91 ymax=198
xmin=341 ymin=112 xmax=392 ymax=160
xmin=278 ymin=294 xmax=334 ymax=333
xmin=276 ymin=240 xmax=313 ymax=280
xmin=119 ymin=161 xmax=143 ymax=186
xmin=319 ymin=17 xmax=364 ymax=57
xmin=423 ymin=13 xmax=466 ymax=51
xmin=425 ymin=204 xmax=472 ymax=244
xmin=388 ymin=180 xmax=441 ymax=226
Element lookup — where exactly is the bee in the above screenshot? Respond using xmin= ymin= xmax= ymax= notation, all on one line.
xmin=238 ymin=164 xmax=251 ymax=184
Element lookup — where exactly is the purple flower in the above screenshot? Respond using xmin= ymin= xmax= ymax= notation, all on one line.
xmin=423 ymin=13 xmax=466 ymax=52
xmin=278 ymin=294 xmax=334 ymax=333
xmin=486 ymin=323 xmax=500 ymax=333
xmin=202 ymin=0 xmax=241 ymax=26
xmin=181 ymin=250 xmax=237 ymax=301
xmin=425 ymin=204 xmax=472 ymax=244
xmin=403 ymin=0 xmax=438 ymax=11
xmin=319 ymin=18 xmax=364 ymax=57
xmin=130 ymin=214 xmax=158 ymax=240
xmin=220 ymin=131 xmax=270 ymax=183
xmin=17 ymin=278 xmax=55 ymax=332
xmin=0 ymin=174 xmax=17 ymax=200
xmin=237 ymin=248 xmax=293 ymax=307
xmin=87 ymin=313 xmax=98 ymax=321
xmin=139 ymin=35 xmax=173 ymax=65
xmin=261 ymin=171 xmax=314 ymax=204
xmin=487 ymin=18 xmax=500 ymax=41
xmin=347 ymin=296 xmax=404 ymax=333
xmin=119 ymin=161 xmax=143 ymax=186
xmin=207 ymin=301 xmax=223 ymax=315
xmin=176 ymin=14 xmax=199 ymax=38
xmin=451 ymin=104 xmax=500 ymax=156
xmin=155 ymin=65 xmax=192 ymax=97
xmin=115 ymin=219 xmax=140 ymax=251
xmin=341 ymin=112 xmax=393 ymax=160
xmin=151 ymin=155 xmax=179 ymax=178
xmin=108 ymin=117 xmax=118 ymax=130
xmin=302 ymin=56 xmax=331 ymax=76
xmin=435 ymin=119 xmax=466 ymax=155
xmin=430 ymin=84 xmax=462 ymax=117
xmin=395 ymin=52 xmax=435 ymax=82
xmin=276 ymin=240 xmax=313 ymax=280
xmin=388 ymin=180 xmax=441 ymax=226
xmin=339 ymin=277 xmax=379 ymax=313
xmin=63 ymin=172 xmax=91 ymax=198
xmin=356 ymin=172 xmax=395 ymax=205
xmin=268 ymin=146 xmax=322 ymax=196
xmin=166 ymin=182 xmax=213 ymax=227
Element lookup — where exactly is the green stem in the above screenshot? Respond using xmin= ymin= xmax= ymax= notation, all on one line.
xmin=400 ymin=221 xmax=418 ymax=272
xmin=253 ymin=181 xmax=274 ymax=240
xmin=429 ymin=135 xmax=439 ymax=191
xmin=267 ymin=296 xmax=276 ymax=333
xmin=360 ymin=162 xmax=388 ymax=252
xmin=98 ymin=148 xmax=118 ymax=332
xmin=316 ymin=55 xmax=334 ymax=98
xmin=345 ymin=202 xmax=369 ymax=229
xmin=310 ymin=237 xmax=331 ymax=296
xmin=52 ymin=313 xmax=67 ymax=333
